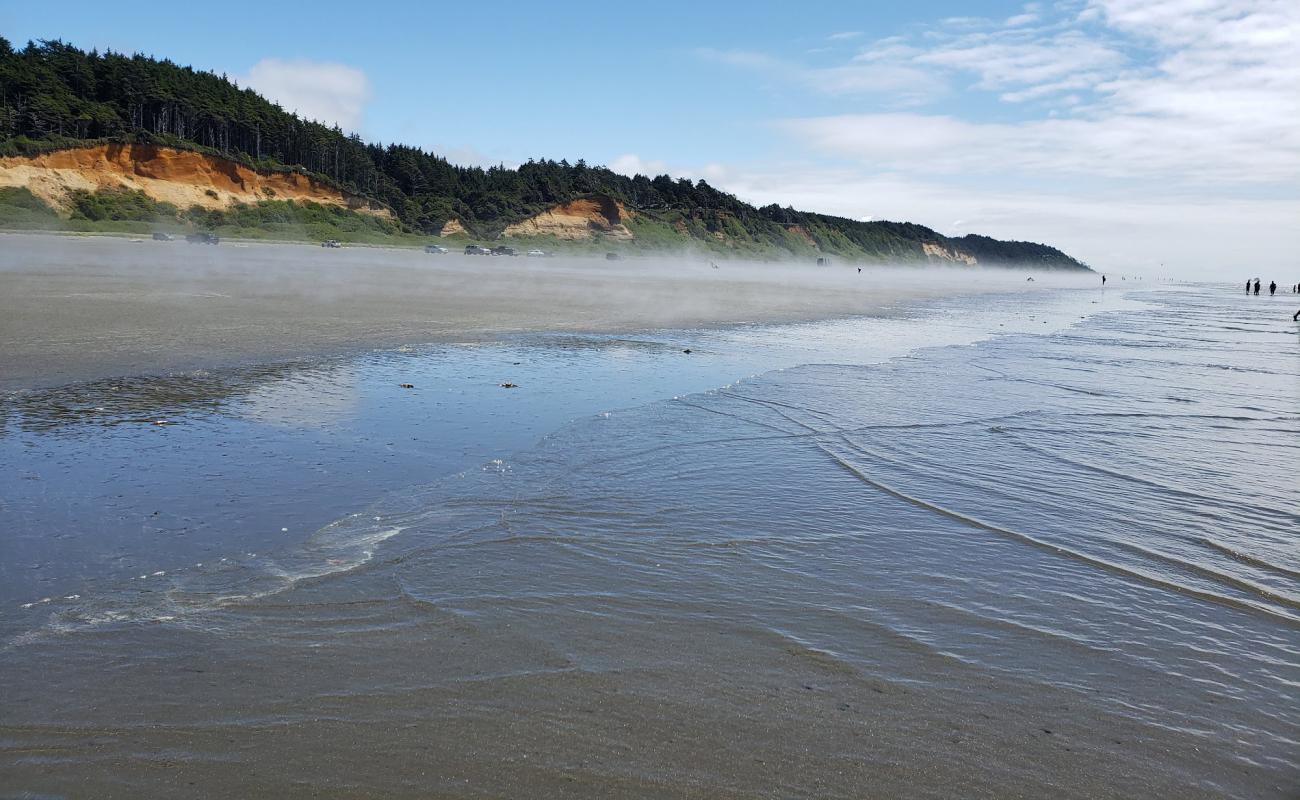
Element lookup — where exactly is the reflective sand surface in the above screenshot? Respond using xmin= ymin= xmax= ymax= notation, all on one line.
xmin=2 ymin=285 xmax=1296 ymax=798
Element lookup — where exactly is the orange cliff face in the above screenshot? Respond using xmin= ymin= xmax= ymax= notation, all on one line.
xmin=0 ymin=143 xmax=392 ymax=218
xmin=438 ymin=218 xmax=468 ymax=237
xmin=921 ymin=242 xmax=978 ymax=266
xmin=501 ymin=196 xmax=634 ymax=240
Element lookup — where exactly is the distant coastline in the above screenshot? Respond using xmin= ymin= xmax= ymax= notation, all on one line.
xmin=0 ymin=40 xmax=1091 ymax=271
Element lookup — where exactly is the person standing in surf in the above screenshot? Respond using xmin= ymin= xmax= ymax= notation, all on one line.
xmin=1254 ymin=279 xmax=1261 ymax=295
xmin=1269 ymin=281 xmax=1276 ymax=296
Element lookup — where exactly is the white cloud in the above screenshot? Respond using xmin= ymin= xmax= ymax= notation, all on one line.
xmin=827 ymin=31 xmax=863 ymax=41
xmin=1005 ymin=2 xmax=1042 ymax=26
xmin=439 ymin=145 xmax=516 ymax=170
xmin=908 ymin=30 xmax=1126 ymax=97
xmin=941 ymin=17 xmax=990 ymax=28
xmin=778 ymin=109 xmax=1300 ymax=184
xmin=607 ymin=154 xmax=733 ymax=186
xmin=753 ymin=0 xmax=1300 ymax=187
xmin=242 ymin=58 xmax=372 ymax=131
xmin=610 ymin=153 xmax=668 ymax=177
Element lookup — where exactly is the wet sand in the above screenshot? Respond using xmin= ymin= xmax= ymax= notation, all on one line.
xmin=3 ymin=280 xmax=1295 ymax=798
xmin=0 ymin=233 xmax=1072 ymax=390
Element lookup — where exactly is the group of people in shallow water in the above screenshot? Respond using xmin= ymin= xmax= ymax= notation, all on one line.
xmin=1247 ymin=279 xmax=1300 ymax=321
xmin=1246 ymin=278 xmax=1300 ymax=296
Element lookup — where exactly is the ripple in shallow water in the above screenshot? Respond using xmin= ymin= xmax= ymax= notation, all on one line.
xmin=3 ymin=286 xmax=1296 ymax=797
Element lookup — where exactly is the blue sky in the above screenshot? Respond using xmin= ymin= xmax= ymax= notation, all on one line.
xmin=4 ymin=0 xmax=1298 ymax=277
xmin=5 ymin=1 xmax=1030 ymax=163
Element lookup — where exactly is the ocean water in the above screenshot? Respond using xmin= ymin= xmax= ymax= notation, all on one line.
xmin=1 ymin=285 xmax=1297 ymax=798
xmin=0 ymin=286 xmax=1104 ymax=614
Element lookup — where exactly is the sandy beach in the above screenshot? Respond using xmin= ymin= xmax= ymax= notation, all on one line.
xmin=2 ymin=281 xmax=1295 ymax=799
xmin=10 ymin=234 xmax=1293 ymax=800
xmin=4 ymin=6 xmax=1294 ymax=794
xmin=0 ymin=233 xmax=1084 ymax=391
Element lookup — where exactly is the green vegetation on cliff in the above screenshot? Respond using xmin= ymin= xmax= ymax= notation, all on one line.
xmin=0 ymin=38 xmax=1090 ymax=268
xmin=0 ymin=185 xmax=417 ymax=243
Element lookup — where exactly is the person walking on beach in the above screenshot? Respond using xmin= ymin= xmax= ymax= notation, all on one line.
xmin=1103 ymin=274 xmax=1107 ymax=286
xmin=1269 ymin=281 xmax=1277 ymax=296
xmin=1254 ymin=279 xmax=1261 ymax=295
xmin=1247 ymin=279 xmax=1252 ymax=293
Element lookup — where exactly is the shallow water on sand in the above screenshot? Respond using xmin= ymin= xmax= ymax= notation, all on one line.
xmin=2 ymin=286 xmax=1297 ymax=798
xmin=0 ymin=287 xmax=1105 ymax=614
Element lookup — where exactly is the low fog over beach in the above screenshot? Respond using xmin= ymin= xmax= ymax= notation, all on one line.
xmin=3 ymin=234 xmax=1298 ymax=800
xmin=0 ymin=233 xmax=1091 ymax=390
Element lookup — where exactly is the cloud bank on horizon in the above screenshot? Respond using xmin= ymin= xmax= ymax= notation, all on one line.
xmin=759 ymin=0 xmax=1299 ymax=186
xmin=670 ymin=0 xmax=1300 ymax=277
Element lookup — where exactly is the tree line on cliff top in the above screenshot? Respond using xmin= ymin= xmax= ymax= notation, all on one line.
xmin=0 ymin=38 xmax=1087 ymax=268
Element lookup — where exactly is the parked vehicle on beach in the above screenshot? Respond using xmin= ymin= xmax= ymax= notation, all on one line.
xmin=491 ymin=246 xmax=517 ymax=256
xmin=151 ymin=232 xmax=173 ymax=241
xmin=424 ymin=244 xmax=449 ymax=254
xmin=464 ymin=245 xmax=492 ymax=255
xmin=185 ymin=232 xmax=219 ymax=245
xmin=526 ymin=249 xmax=547 ymax=258
xmin=605 ymin=252 xmax=621 ymax=261
xmin=321 ymin=239 xmax=342 ymax=248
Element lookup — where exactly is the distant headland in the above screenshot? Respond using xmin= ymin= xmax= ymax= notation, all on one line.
xmin=0 ymin=39 xmax=1090 ymax=270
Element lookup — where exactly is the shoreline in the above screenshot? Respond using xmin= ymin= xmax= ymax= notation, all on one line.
xmin=0 ymin=234 xmax=1096 ymax=392
xmin=1 ymin=286 xmax=1114 ymax=612
xmin=2 ymin=285 xmax=1293 ymax=799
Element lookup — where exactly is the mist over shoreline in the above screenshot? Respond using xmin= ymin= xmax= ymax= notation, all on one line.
xmin=0 ymin=234 xmax=1100 ymax=391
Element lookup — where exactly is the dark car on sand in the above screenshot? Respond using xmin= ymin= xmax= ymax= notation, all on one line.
xmin=464 ymin=245 xmax=492 ymax=255
xmin=186 ymin=232 xmax=220 ymax=245
xmin=491 ymin=246 xmax=517 ymax=256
